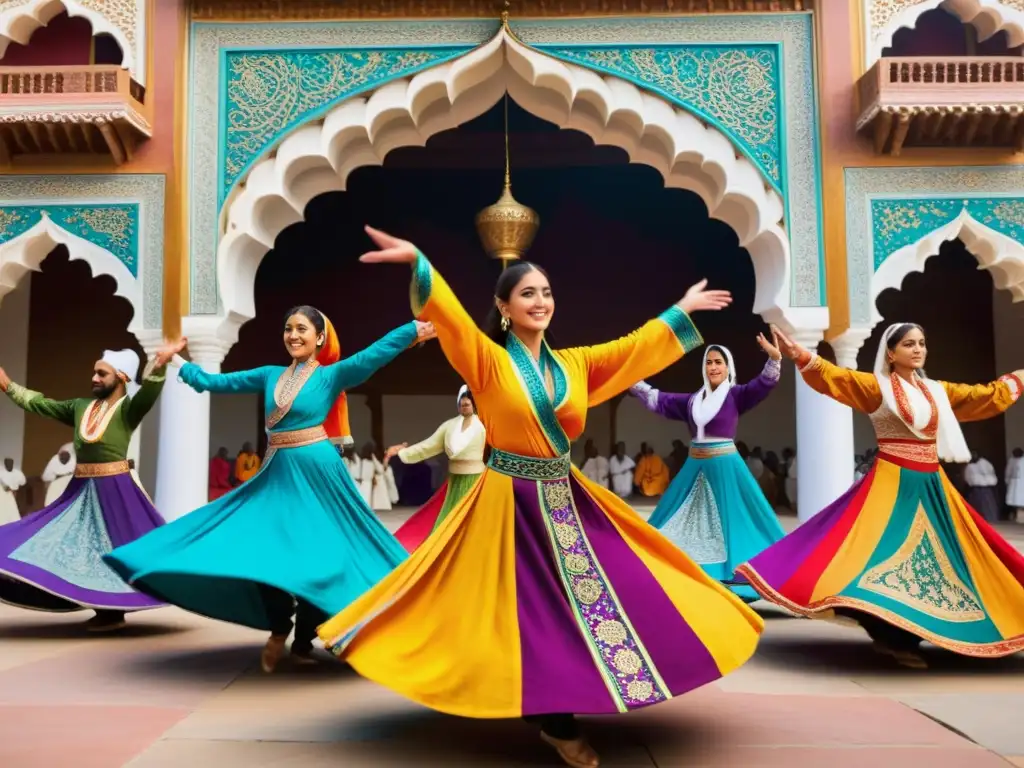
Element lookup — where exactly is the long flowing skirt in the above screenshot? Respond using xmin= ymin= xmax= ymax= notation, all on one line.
xmin=648 ymin=443 xmax=786 ymax=602
xmin=104 ymin=440 xmax=408 ymax=629
xmin=737 ymin=453 xmax=1024 ymax=657
xmin=317 ymin=463 xmax=762 ymax=718
xmin=0 ymin=474 xmax=165 ymax=612
xmin=394 ymin=472 xmax=482 ymax=551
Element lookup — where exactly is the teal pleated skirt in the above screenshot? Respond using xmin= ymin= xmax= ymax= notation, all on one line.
xmin=647 ymin=440 xmax=786 ymax=602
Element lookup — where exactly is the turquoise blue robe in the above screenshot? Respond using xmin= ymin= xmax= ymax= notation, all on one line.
xmin=104 ymin=323 xmax=417 ymax=630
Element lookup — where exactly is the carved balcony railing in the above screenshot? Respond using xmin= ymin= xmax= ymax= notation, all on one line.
xmin=857 ymin=56 xmax=1024 ymax=155
xmin=0 ymin=65 xmax=151 ymax=166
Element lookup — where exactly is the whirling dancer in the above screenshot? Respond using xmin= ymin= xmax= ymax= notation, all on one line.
xmin=738 ymin=323 xmax=1024 ymax=668
xmin=0 ymin=458 xmax=25 ymax=524
xmin=317 ymin=228 xmax=761 ymax=768
xmin=41 ymin=443 xmax=76 ymax=505
xmin=628 ymin=334 xmax=786 ymax=602
xmin=0 ymin=349 xmax=168 ymax=631
xmin=387 ymin=385 xmax=486 ymax=550
xmin=106 ymin=308 xmax=434 ymax=673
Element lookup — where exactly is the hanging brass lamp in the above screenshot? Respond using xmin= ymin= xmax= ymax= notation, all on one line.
xmin=474 ymin=94 xmax=540 ymax=269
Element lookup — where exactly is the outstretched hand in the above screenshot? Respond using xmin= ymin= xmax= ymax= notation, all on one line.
xmin=756 ymin=329 xmax=782 ymax=361
xmin=154 ymin=338 xmax=188 ymax=368
xmin=678 ymin=279 xmax=732 ymax=315
xmin=360 ymin=226 xmax=419 ymax=265
xmin=384 ymin=443 xmax=407 ymax=460
xmin=770 ymin=325 xmax=805 ymax=362
xmin=414 ymin=321 xmax=436 ymax=344
xmin=0 ymin=366 xmax=9 ymax=393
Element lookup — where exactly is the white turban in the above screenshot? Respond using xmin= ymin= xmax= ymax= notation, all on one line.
xmin=101 ymin=348 xmax=141 ymax=397
xmin=457 ymin=384 xmax=469 ymax=408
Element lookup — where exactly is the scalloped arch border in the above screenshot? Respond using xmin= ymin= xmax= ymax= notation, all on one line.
xmin=187 ymin=14 xmax=823 ymax=315
xmin=0 ymin=0 xmax=144 ymax=84
xmin=217 ymin=28 xmax=795 ymax=338
xmin=846 ymin=166 xmax=1024 ymax=328
xmin=868 ymin=0 xmax=1024 ymax=65
xmin=0 ymin=174 xmax=164 ymax=329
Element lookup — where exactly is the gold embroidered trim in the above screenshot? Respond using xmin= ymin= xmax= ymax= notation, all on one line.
xmin=735 ymin=564 xmax=1024 ymax=658
xmin=689 ymin=442 xmax=737 ymax=459
xmin=877 ymin=439 xmax=938 ymax=464
xmin=858 ymin=506 xmax=985 ymax=623
xmin=267 ymin=425 xmax=328 ymax=449
xmin=890 ymin=373 xmax=938 ymax=439
xmin=267 ymin=361 xmax=320 ymax=429
xmin=75 ymin=461 xmax=130 ymax=478
xmin=78 ymin=397 xmax=126 ymax=444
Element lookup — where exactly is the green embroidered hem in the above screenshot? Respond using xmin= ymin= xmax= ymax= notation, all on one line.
xmin=410 ymin=250 xmax=433 ymax=316
xmin=488 ymin=448 xmax=571 ymax=480
xmin=658 ymin=306 xmax=703 ymax=354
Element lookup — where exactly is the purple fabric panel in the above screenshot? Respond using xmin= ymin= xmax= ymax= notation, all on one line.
xmin=742 ymin=478 xmax=865 ymax=587
xmin=512 ymin=476 xmax=615 ymax=716
xmin=652 ymin=390 xmax=692 ymax=422
xmin=570 ymin=476 xmax=723 ymax=696
xmin=732 ymin=367 xmax=779 ymax=415
xmin=0 ymin=475 xmax=164 ymax=611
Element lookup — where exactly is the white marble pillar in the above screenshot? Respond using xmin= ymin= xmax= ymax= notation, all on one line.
xmin=792 ymin=331 xmax=856 ymax=522
xmin=153 ymin=331 xmax=231 ymax=522
xmin=0 ymin=278 xmax=31 ymax=468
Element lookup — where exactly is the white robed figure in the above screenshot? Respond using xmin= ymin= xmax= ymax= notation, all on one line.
xmin=42 ymin=443 xmax=76 ymax=505
xmin=371 ymin=455 xmax=399 ymax=511
xmin=1007 ymin=448 xmax=1024 ymax=517
xmin=608 ymin=441 xmax=636 ymax=498
xmin=0 ymin=458 xmax=26 ymax=524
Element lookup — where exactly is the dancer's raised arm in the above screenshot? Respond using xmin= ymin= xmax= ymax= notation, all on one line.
xmin=774 ymin=326 xmax=882 ymax=414
xmin=564 ymin=279 xmax=730 ymax=407
xmin=323 ymin=321 xmax=432 ymax=397
xmin=360 ymin=226 xmax=497 ymax=392
xmin=169 ymin=338 xmax=274 ymax=395
xmin=939 ymin=373 xmax=1023 ymax=422
xmin=0 ymin=369 xmax=76 ymax=425
xmin=124 ymin=358 xmax=170 ymax=429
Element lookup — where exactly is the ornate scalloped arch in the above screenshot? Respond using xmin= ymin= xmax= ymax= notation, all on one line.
xmin=0 ymin=0 xmax=142 ymax=84
xmin=869 ymin=0 xmax=1024 ymax=63
xmin=218 ymin=26 xmax=794 ymax=338
xmin=0 ymin=214 xmax=142 ymax=330
xmin=873 ymin=209 xmax=1024 ymax=322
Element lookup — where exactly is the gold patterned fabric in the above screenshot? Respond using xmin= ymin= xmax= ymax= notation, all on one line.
xmin=75 ymin=461 xmax=130 ymax=478
xmin=267 ymin=425 xmax=328 ymax=449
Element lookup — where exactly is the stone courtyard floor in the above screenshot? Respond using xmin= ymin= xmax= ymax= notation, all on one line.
xmin=3 ymin=509 xmax=1024 ymax=767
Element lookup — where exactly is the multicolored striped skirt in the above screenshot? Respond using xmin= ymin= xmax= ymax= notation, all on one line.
xmin=737 ymin=452 xmax=1024 ymax=657
xmin=318 ymin=447 xmax=763 ymax=717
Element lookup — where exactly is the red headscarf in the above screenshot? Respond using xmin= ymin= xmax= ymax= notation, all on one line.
xmin=316 ymin=313 xmax=351 ymax=445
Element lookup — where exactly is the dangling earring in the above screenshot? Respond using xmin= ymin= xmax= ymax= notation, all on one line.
xmin=500 ymin=316 xmax=510 ymax=332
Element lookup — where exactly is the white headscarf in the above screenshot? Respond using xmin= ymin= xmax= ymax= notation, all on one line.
xmin=448 ymin=384 xmax=483 ymax=457
xmin=456 ymin=384 xmax=469 ymax=409
xmin=872 ymin=323 xmax=971 ymax=463
xmin=691 ymin=345 xmax=736 ymax=442
xmin=101 ymin=349 xmax=141 ymax=397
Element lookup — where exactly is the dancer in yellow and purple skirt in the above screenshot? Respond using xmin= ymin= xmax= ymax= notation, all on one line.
xmin=737 ymin=323 xmax=1024 ymax=669
xmin=317 ymin=227 xmax=762 ymax=768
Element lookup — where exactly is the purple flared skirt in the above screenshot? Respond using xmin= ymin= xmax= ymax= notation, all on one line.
xmin=0 ymin=474 xmax=165 ymax=612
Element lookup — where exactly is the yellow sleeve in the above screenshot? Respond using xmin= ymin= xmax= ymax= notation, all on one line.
xmin=798 ymin=354 xmax=883 ymax=414
xmin=398 ymin=421 xmax=448 ymax=464
xmin=411 ymin=252 xmax=497 ymax=392
xmin=940 ymin=372 xmax=1022 ymax=423
xmin=562 ymin=306 xmax=704 ymax=408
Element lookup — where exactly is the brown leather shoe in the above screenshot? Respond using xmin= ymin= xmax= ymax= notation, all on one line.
xmin=540 ymin=732 xmax=600 ymax=768
xmin=260 ymin=634 xmax=287 ymax=673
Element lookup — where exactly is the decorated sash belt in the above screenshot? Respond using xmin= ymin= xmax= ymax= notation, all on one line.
xmin=689 ymin=441 xmax=737 ymax=460
xmin=75 ymin=460 xmax=130 ymax=478
xmin=267 ymin=425 xmax=328 ymax=449
xmin=487 ymin=447 xmax=571 ymax=480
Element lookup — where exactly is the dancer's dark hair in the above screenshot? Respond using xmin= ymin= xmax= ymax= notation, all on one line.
xmin=459 ymin=388 xmax=476 ymax=410
xmin=886 ymin=323 xmax=923 ymax=351
xmin=284 ymin=305 xmax=326 ymax=334
xmin=484 ymin=261 xmax=550 ymax=345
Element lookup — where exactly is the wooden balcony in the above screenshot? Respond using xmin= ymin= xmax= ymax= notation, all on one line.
xmin=0 ymin=65 xmax=151 ymax=166
xmin=857 ymin=57 xmax=1024 ymax=156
